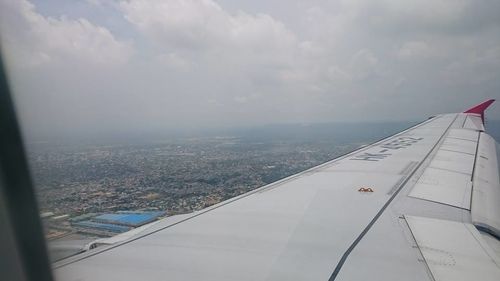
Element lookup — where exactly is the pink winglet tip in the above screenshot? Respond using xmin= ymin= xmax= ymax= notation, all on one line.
xmin=464 ymin=99 xmax=495 ymax=123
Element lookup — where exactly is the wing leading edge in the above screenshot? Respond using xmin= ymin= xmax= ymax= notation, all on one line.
xmin=54 ymin=100 xmax=500 ymax=281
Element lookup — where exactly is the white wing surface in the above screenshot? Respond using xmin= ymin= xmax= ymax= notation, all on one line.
xmin=54 ymin=100 xmax=500 ymax=281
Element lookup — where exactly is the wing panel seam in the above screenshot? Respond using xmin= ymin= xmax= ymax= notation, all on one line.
xmin=328 ymin=114 xmax=458 ymax=281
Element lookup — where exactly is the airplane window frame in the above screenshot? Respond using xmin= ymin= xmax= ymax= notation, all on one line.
xmin=0 ymin=55 xmax=54 ymax=281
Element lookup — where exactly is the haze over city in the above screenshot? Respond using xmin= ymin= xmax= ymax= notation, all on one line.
xmin=1 ymin=0 xmax=499 ymax=140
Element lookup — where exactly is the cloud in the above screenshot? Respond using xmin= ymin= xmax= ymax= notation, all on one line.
xmin=441 ymin=46 xmax=500 ymax=85
xmin=118 ymin=0 xmax=312 ymax=115
xmin=157 ymin=52 xmax=193 ymax=71
xmin=0 ymin=0 xmax=499 ymax=139
xmin=349 ymin=49 xmax=379 ymax=80
xmin=119 ymin=0 xmax=296 ymax=53
xmin=119 ymin=0 xmax=297 ymax=68
xmin=397 ymin=41 xmax=432 ymax=61
xmin=0 ymin=0 xmax=133 ymax=68
xmin=340 ymin=0 xmax=500 ymax=35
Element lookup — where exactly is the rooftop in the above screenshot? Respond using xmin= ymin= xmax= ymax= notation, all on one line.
xmin=93 ymin=212 xmax=165 ymax=227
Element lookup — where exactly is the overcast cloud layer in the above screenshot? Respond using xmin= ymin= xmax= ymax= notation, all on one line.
xmin=1 ymin=0 xmax=499 ymax=138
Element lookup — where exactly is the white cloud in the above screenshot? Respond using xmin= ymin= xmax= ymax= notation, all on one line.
xmin=349 ymin=49 xmax=379 ymax=81
xmin=120 ymin=0 xmax=295 ymax=52
xmin=397 ymin=41 xmax=432 ymax=61
xmin=0 ymin=0 xmax=133 ymax=68
xmin=339 ymin=0 xmax=467 ymax=33
xmin=118 ymin=0 xmax=308 ymax=113
xmin=157 ymin=52 xmax=193 ymax=71
xmin=119 ymin=0 xmax=297 ymax=66
xmin=1 ymin=0 xmax=500 ymax=137
xmin=441 ymin=46 xmax=500 ymax=85
xmin=86 ymin=0 xmax=104 ymax=6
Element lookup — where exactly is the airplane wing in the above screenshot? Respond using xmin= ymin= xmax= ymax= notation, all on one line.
xmin=53 ymin=100 xmax=500 ymax=281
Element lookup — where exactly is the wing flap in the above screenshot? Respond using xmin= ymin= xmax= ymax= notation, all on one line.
xmin=408 ymin=126 xmax=479 ymax=209
xmin=406 ymin=215 xmax=500 ymax=281
xmin=408 ymin=167 xmax=472 ymax=209
xmin=471 ymin=133 xmax=500 ymax=238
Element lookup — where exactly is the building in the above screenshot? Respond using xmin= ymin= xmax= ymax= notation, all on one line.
xmin=92 ymin=211 xmax=166 ymax=227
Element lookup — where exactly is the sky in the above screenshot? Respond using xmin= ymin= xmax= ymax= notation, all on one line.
xmin=0 ymin=0 xmax=499 ymax=139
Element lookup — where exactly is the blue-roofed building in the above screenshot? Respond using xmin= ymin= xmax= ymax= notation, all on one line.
xmin=73 ymin=221 xmax=131 ymax=234
xmin=71 ymin=211 xmax=166 ymax=236
xmin=93 ymin=211 xmax=165 ymax=227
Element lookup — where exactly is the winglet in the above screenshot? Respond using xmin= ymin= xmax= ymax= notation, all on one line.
xmin=464 ymin=99 xmax=495 ymax=123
